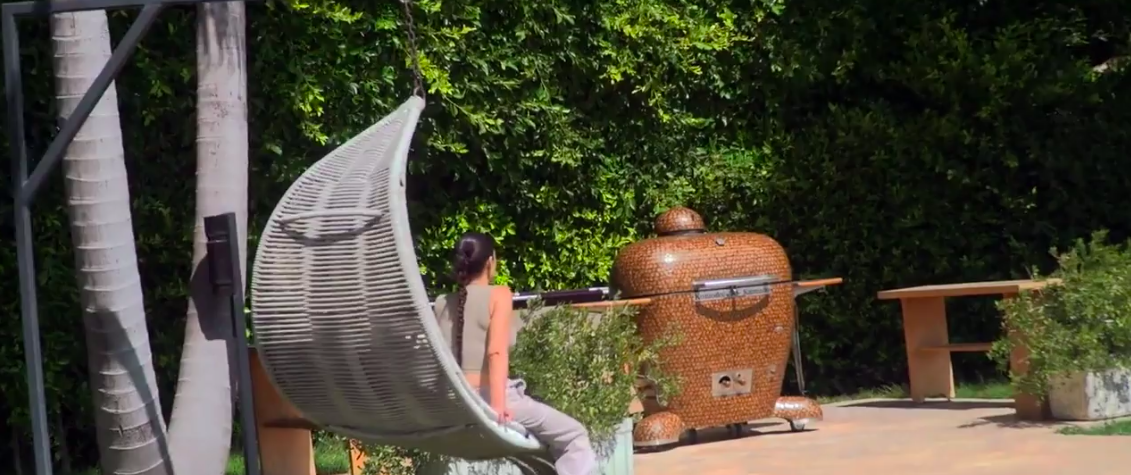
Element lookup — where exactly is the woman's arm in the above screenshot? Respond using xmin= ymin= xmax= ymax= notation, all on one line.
xmin=486 ymin=286 xmax=513 ymax=414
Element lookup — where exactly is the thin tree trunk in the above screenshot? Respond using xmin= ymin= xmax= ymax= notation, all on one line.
xmin=50 ymin=10 xmax=171 ymax=475
xmin=166 ymin=2 xmax=249 ymax=473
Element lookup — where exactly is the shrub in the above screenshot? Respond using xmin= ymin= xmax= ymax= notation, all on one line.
xmin=360 ymin=445 xmax=430 ymax=475
xmin=991 ymin=230 xmax=1131 ymax=396
xmin=511 ymin=301 xmax=679 ymax=438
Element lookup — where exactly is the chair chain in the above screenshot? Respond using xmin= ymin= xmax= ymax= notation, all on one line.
xmin=401 ymin=0 xmax=426 ymax=100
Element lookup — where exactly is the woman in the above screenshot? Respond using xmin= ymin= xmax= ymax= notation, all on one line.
xmin=433 ymin=232 xmax=598 ymax=475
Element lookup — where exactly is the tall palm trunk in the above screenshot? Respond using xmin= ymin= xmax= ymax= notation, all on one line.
xmin=166 ymin=2 xmax=249 ymax=473
xmin=50 ymin=11 xmax=171 ymax=475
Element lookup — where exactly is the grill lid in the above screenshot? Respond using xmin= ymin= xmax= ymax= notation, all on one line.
xmin=610 ymin=206 xmax=792 ymax=298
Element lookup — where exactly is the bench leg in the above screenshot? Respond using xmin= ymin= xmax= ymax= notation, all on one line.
xmin=900 ymin=297 xmax=955 ymax=402
xmin=1003 ymin=293 xmax=1049 ymax=421
xmin=349 ymin=439 xmax=367 ymax=475
xmin=1009 ymin=342 xmax=1049 ymax=421
xmin=251 ymin=349 xmax=316 ymax=475
xmin=259 ymin=428 xmax=316 ymax=475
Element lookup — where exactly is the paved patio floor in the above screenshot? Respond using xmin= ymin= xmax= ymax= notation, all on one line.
xmin=635 ymin=399 xmax=1131 ymax=475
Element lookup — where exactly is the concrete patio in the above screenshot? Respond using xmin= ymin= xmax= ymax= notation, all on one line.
xmin=635 ymin=399 xmax=1131 ymax=475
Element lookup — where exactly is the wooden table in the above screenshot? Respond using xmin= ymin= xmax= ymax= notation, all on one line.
xmin=877 ymin=279 xmax=1060 ymax=420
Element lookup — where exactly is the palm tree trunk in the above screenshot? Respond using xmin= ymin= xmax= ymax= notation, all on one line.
xmin=166 ymin=2 xmax=249 ymax=473
xmin=50 ymin=10 xmax=172 ymax=475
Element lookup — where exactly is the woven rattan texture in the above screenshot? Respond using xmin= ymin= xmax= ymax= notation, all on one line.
xmin=251 ymin=98 xmax=470 ymax=431
xmin=250 ymin=98 xmax=548 ymax=463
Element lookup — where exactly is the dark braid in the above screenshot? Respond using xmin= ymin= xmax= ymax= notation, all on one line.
xmin=449 ymin=231 xmax=496 ymax=367
xmin=452 ymin=284 xmax=469 ymax=366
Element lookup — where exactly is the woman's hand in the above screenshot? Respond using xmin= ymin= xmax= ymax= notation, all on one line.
xmin=491 ymin=400 xmax=512 ymax=424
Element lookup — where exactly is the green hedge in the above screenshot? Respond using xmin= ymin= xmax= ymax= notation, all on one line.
xmin=2 ymin=0 xmax=1130 ymax=471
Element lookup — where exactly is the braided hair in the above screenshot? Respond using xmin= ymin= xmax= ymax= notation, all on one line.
xmin=450 ymin=232 xmax=496 ymax=366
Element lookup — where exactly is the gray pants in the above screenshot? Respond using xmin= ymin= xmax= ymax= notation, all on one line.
xmin=485 ymin=379 xmax=598 ymax=475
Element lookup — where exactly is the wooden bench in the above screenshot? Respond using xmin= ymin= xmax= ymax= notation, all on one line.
xmin=877 ymin=279 xmax=1060 ymax=421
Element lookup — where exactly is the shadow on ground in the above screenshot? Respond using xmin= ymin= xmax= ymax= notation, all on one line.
xmin=840 ymin=399 xmax=1015 ymax=411
xmin=837 ymin=398 xmax=1083 ymax=431
xmin=637 ymin=420 xmax=815 ymax=454
xmin=834 ymin=399 xmax=1075 ymax=430
xmin=956 ymin=413 xmax=1072 ymax=430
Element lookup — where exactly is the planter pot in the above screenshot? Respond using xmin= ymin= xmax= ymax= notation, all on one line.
xmin=1048 ymin=368 xmax=1131 ymax=421
xmin=419 ymin=418 xmax=635 ymax=475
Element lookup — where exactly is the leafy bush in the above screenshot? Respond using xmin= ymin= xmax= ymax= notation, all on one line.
xmin=511 ymin=302 xmax=679 ymax=439
xmin=991 ymin=231 xmax=1131 ymax=396
xmin=359 ymin=445 xmax=431 ymax=475
xmin=359 ymin=302 xmax=677 ymax=473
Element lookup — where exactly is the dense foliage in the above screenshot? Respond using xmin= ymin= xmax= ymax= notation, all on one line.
xmin=992 ymin=231 xmax=1131 ymax=396
xmin=2 ymin=0 xmax=1131 ymax=471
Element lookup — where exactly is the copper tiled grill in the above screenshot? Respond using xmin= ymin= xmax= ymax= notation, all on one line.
xmin=612 ymin=207 xmax=823 ymax=447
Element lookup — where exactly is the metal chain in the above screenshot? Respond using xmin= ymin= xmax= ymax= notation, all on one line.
xmin=400 ymin=0 xmax=426 ymax=100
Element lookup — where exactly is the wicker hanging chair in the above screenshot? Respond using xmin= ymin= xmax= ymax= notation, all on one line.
xmin=249 ymin=97 xmax=554 ymax=472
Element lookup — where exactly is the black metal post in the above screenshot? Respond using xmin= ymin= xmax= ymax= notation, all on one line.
xmin=11 ymin=0 xmax=184 ymax=15
xmin=3 ymin=2 xmax=262 ymax=475
xmin=4 ymin=6 xmax=52 ymax=473
xmin=205 ymin=212 xmax=261 ymax=475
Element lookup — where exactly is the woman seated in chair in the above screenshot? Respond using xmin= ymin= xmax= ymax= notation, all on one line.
xmin=434 ymin=232 xmax=597 ymax=475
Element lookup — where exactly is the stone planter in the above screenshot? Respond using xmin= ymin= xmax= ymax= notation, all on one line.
xmin=419 ymin=418 xmax=635 ymax=475
xmin=1047 ymin=368 xmax=1131 ymax=421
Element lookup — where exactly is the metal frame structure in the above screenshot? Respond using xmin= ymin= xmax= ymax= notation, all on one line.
xmin=3 ymin=1 xmax=260 ymax=475
xmin=205 ymin=212 xmax=260 ymax=475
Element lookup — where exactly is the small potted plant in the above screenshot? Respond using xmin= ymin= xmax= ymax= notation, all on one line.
xmin=360 ymin=301 xmax=677 ymax=475
xmin=991 ymin=231 xmax=1131 ymax=421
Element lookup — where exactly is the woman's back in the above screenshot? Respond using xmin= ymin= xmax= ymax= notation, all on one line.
xmin=434 ymin=284 xmax=519 ymax=372
xmin=436 ymin=231 xmax=597 ymax=475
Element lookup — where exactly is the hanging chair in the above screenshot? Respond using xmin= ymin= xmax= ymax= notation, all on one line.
xmin=249 ymin=96 xmax=554 ymax=472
